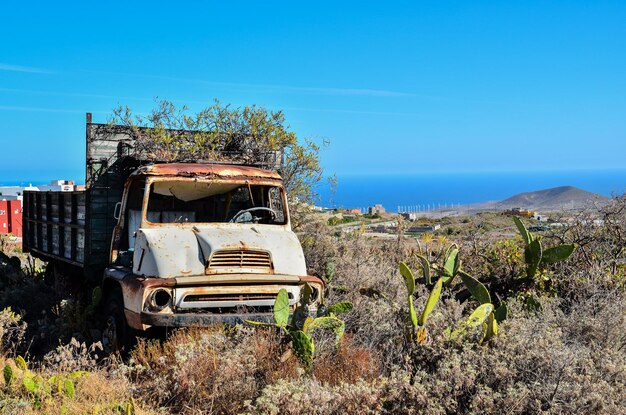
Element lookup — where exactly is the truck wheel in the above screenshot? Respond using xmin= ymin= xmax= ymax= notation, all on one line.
xmin=102 ymin=289 xmax=135 ymax=355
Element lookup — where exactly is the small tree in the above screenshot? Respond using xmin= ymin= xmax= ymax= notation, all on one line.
xmin=109 ymin=99 xmax=323 ymax=227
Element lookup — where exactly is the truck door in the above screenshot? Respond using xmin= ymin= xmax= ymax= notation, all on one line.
xmin=110 ymin=178 xmax=145 ymax=267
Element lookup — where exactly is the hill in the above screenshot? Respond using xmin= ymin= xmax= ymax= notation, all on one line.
xmin=495 ymin=185 xmax=608 ymax=211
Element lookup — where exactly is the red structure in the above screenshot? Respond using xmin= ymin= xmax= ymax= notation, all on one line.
xmin=0 ymin=201 xmax=8 ymax=234
xmin=10 ymin=200 xmax=22 ymax=237
xmin=0 ymin=200 xmax=22 ymax=237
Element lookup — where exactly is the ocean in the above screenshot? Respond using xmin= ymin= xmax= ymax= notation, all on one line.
xmin=315 ymin=169 xmax=626 ymax=212
xmin=3 ymin=169 xmax=626 ymax=214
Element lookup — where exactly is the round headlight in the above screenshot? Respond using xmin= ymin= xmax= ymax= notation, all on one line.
xmin=149 ymin=288 xmax=172 ymax=310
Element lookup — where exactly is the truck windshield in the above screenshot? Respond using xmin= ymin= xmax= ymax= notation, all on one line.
xmin=145 ymin=180 xmax=287 ymax=225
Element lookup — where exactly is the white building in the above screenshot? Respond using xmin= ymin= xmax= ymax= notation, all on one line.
xmin=368 ymin=204 xmax=386 ymax=215
xmin=401 ymin=212 xmax=418 ymax=221
xmin=37 ymin=180 xmax=76 ymax=192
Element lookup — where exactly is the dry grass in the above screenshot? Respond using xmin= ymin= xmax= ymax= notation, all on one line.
xmin=125 ymin=326 xmax=301 ymax=414
xmin=313 ymin=335 xmax=380 ymax=386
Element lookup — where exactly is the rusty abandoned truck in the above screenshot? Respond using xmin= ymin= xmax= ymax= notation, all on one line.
xmin=22 ymin=114 xmax=323 ymax=351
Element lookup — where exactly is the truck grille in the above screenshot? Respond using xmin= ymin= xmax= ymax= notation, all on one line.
xmin=208 ymin=250 xmax=273 ymax=270
xmin=184 ymin=293 xmax=287 ymax=303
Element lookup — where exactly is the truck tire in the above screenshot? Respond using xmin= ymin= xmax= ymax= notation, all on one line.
xmin=102 ymin=289 xmax=135 ymax=355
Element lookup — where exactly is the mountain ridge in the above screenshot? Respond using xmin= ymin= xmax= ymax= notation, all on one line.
xmin=495 ymin=185 xmax=607 ymax=210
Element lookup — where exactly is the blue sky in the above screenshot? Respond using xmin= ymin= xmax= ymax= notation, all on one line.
xmin=1 ymin=1 xmax=626 ymax=184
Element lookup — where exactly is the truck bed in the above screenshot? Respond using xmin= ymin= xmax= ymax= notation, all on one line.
xmin=23 ymin=177 xmax=127 ymax=274
xmin=23 ymin=190 xmax=87 ymax=266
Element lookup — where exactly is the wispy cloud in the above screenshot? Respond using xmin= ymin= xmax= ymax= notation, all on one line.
xmin=282 ymin=106 xmax=422 ymax=117
xmin=81 ymin=70 xmax=414 ymax=98
xmin=0 ymin=105 xmax=100 ymax=114
xmin=168 ymin=77 xmax=414 ymax=97
xmin=0 ymin=87 xmax=150 ymax=102
xmin=0 ymin=63 xmax=53 ymax=74
xmin=235 ymin=82 xmax=414 ymax=97
xmin=0 ymin=87 xmax=419 ymax=116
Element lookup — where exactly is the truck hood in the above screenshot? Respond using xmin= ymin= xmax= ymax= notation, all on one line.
xmin=132 ymin=224 xmax=307 ymax=278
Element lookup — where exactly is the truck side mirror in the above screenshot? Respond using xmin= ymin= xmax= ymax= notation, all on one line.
xmin=113 ymin=202 xmax=122 ymax=220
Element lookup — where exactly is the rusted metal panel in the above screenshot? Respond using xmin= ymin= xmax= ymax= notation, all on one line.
xmin=133 ymin=224 xmax=306 ymax=279
xmin=113 ymin=271 xmax=323 ymax=330
xmin=174 ymin=284 xmax=299 ymax=310
xmin=206 ymin=249 xmax=274 ymax=275
xmin=138 ymin=163 xmax=282 ymax=181
xmin=174 ymin=273 xmax=302 ymax=285
xmin=139 ymin=311 xmax=276 ymax=329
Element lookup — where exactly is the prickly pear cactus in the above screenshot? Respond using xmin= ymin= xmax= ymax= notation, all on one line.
xmin=513 ymin=216 xmax=576 ymax=279
xmin=291 ymin=330 xmax=314 ymax=371
xmin=273 ymin=289 xmax=290 ymax=328
xmin=542 ymin=244 xmax=576 ymax=263
xmin=494 ymin=302 xmax=508 ymax=323
xmin=63 ymin=379 xmax=75 ymax=399
xmin=15 ymin=356 xmax=27 ymax=371
xmin=418 ymin=278 xmax=443 ymax=326
xmin=459 ymin=271 xmax=491 ymax=305
xmin=3 ymin=365 xmax=13 ymax=386
xmin=399 ymin=262 xmax=416 ymax=296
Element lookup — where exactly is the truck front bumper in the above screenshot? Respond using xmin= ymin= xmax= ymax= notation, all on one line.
xmin=104 ymin=268 xmax=324 ymax=331
xmin=139 ymin=311 xmax=276 ymax=328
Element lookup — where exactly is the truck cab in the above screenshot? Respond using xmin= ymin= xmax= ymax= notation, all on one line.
xmin=101 ymin=163 xmax=322 ymax=350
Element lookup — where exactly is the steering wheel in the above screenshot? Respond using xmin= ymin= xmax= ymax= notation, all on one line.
xmin=230 ymin=207 xmax=278 ymax=223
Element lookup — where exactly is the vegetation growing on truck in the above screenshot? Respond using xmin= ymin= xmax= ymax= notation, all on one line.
xmin=109 ymin=99 xmax=324 ymax=211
